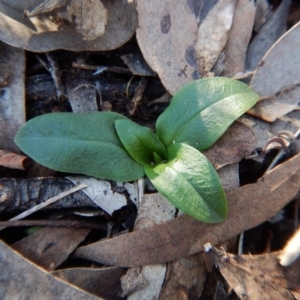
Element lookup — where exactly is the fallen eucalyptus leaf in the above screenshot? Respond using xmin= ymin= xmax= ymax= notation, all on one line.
xmin=195 ymin=0 xmax=236 ymax=75
xmin=156 ymin=77 xmax=259 ymax=151
xmin=123 ymin=194 xmax=174 ymax=299
xmin=0 ymin=0 xmax=137 ymax=51
xmin=248 ymin=21 xmax=300 ymax=122
xmin=12 ymin=223 xmax=90 ymax=271
xmin=14 ymin=112 xmax=144 ymax=182
xmin=204 ymin=121 xmax=257 ymax=169
xmin=217 ymin=163 xmax=239 ymax=193
xmin=0 ymin=240 xmax=99 ymax=299
xmin=0 ymin=41 xmax=25 ymax=153
xmin=52 ymin=267 xmax=126 ymax=300
xmin=245 ymin=0 xmax=290 ymax=71
xmin=74 ymin=152 xmax=300 ymax=267
xmin=212 ymin=0 xmax=256 ymax=77
xmin=136 ymin=0 xmax=200 ymax=94
xmin=254 ymin=0 xmax=270 ymax=31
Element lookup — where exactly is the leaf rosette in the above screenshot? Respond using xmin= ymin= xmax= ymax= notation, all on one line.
xmin=15 ymin=77 xmax=258 ymax=223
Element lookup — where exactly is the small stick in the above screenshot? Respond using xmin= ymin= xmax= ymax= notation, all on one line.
xmin=0 ymin=219 xmax=106 ymax=230
xmin=9 ymin=184 xmax=87 ymax=221
xmin=0 ymin=184 xmax=87 ymax=231
xmin=46 ymin=52 xmax=67 ymax=100
xmin=72 ymin=62 xmax=132 ymax=75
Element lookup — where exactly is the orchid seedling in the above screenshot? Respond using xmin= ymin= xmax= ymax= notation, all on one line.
xmin=15 ymin=77 xmax=258 ymax=223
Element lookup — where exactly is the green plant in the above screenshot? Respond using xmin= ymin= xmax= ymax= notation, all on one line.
xmin=15 ymin=77 xmax=258 ymax=223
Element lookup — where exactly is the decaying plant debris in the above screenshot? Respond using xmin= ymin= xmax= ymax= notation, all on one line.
xmin=1 ymin=0 xmax=300 ymax=299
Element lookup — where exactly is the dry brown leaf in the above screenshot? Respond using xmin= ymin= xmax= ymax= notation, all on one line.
xmin=0 ymin=41 xmax=25 ymax=153
xmin=204 ymin=122 xmax=257 ymax=170
xmin=12 ymin=224 xmax=90 ymax=271
xmin=52 ymin=267 xmax=126 ymax=300
xmin=195 ymin=0 xmax=236 ymax=76
xmin=0 ymin=0 xmax=137 ymax=51
xmin=136 ymin=0 xmax=200 ymax=95
xmin=248 ymin=21 xmax=300 ymax=122
xmin=159 ymin=253 xmax=207 ymax=300
xmin=240 ymin=111 xmax=300 ymax=150
xmin=207 ymin=247 xmax=293 ymax=300
xmin=217 ymin=163 xmax=239 ymax=193
xmin=74 ymin=152 xmax=300 ymax=267
xmin=120 ymin=194 xmax=174 ymax=298
xmin=245 ymin=0 xmax=291 ymax=71
xmin=212 ymin=0 xmax=256 ymax=77
xmin=0 ymin=240 xmax=100 ymax=299
xmin=254 ymin=0 xmax=271 ymax=31
xmin=0 ymin=150 xmax=30 ymax=170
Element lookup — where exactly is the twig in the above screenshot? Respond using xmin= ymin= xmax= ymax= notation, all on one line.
xmin=0 ymin=219 xmax=106 ymax=230
xmin=9 ymin=184 xmax=87 ymax=221
xmin=232 ymin=70 xmax=255 ymax=80
xmin=72 ymin=62 xmax=132 ymax=75
xmin=46 ymin=52 xmax=67 ymax=100
xmin=127 ymin=77 xmax=148 ymax=116
xmin=0 ymin=184 xmax=87 ymax=231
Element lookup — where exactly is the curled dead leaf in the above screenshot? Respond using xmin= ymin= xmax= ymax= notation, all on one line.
xmin=0 ymin=150 xmax=30 ymax=170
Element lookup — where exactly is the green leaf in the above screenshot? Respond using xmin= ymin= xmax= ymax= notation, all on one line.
xmin=15 ymin=112 xmax=144 ymax=182
xmin=144 ymin=143 xmax=227 ymax=223
xmin=156 ymin=77 xmax=259 ymax=151
xmin=115 ymin=119 xmax=167 ymax=166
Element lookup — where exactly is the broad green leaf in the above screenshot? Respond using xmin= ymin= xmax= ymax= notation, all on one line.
xmin=115 ymin=119 xmax=167 ymax=166
xmin=156 ymin=77 xmax=259 ymax=151
xmin=15 ymin=112 xmax=144 ymax=182
xmin=144 ymin=143 xmax=227 ymax=223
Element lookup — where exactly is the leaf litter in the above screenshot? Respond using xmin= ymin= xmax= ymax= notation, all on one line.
xmin=1 ymin=0 xmax=300 ymax=298
xmin=74 ymin=152 xmax=300 ymax=267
